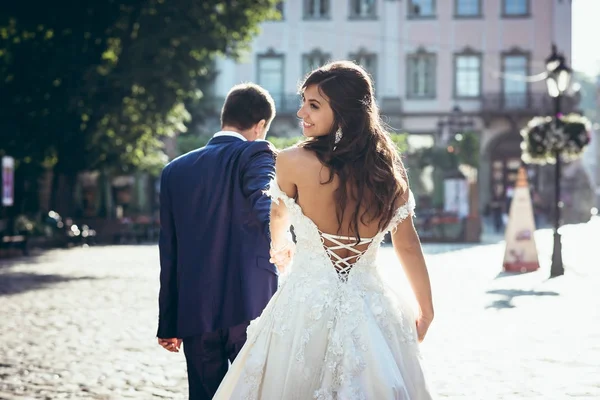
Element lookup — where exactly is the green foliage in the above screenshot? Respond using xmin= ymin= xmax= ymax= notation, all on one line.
xmin=176 ymin=134 xmax=212 ymax=155
xmin=406 ymin=131 xmax=479 ymax=170
xmin=402 ymin=131 xmax=479 ymax=208
xmin=447 ymin=131 xmax=480 ymax=168
xmin=389 ymin=133 xmax=409 ymax=153
xmin=267 ymin=136 xmax=303 ymax=150
xmin=0 ymin=0 xmax=279 ymax=176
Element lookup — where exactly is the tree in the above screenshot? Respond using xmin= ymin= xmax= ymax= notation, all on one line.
xmin=0 ymin=0 xmax=280 ymax=212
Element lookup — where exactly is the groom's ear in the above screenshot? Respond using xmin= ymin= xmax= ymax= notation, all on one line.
xmin=255 ymin=119 xmax=267 ymax=138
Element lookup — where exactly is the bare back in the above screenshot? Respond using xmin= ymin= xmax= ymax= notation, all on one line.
xmin=293 ymin=150 xmax=382 ymax=238
xmin=276 ymin=147 xmax=405 ymax=274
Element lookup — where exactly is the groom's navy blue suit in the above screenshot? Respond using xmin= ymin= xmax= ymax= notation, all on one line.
xmin=157 ymin=132 xmax=278 ymax=399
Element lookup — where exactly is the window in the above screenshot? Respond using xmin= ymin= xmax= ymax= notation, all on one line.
xmin=407 ymin=51 xmax=436 ymax=98
xmin=257 ymin=55 xmax=284 ymax=105
xmin=302 ymin=50 xmax=331 ymax=75
xmin=454 ymin=54 xmax=481 ymax=98
xmin=503 ymin=0 xmax=529 ymax=16
xmin=350 ymin=52 xmax=377 ymax=86
xmin=502 ymin=54 xmax=528 ymax=109
xmin=408 ymin=0 xmax=435 ymax=18
xmin=305 ymin=0 xmax=330 ymax=19
xmin=455 ymin=0 xmax=481 ymax=17
xmin=350 ymin=0 xmax=376 ymax=18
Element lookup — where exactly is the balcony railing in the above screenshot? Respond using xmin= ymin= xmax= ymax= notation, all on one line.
xmin=481 ymin=92 xmax=578 ymax=116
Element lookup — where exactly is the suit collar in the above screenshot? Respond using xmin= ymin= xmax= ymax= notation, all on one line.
xmin=213 ymin=130 xmax=247 ymax=141
xmin=207 ymin=130 xmax=249 ymax=146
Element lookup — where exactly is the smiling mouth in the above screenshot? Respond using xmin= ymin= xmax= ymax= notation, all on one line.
xmin=301 ymin=121 xmax=314 ymax=128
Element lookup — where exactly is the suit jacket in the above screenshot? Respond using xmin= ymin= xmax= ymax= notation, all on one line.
xmin=157 ymin=134 xmax=278 ymax=339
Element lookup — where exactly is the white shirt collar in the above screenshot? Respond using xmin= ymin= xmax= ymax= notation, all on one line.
xmin=213 ymin=130 xmax=247 ymax=141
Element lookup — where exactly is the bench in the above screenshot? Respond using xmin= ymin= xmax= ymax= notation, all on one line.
xmin=0 ymin=219 xmax=29 ymax=255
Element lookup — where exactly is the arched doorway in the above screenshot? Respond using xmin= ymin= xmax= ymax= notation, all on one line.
xmin=486 ymin=131 xmax=537 ymax=207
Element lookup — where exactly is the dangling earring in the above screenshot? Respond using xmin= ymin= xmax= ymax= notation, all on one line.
xmin=334 ymin=129 xmax=343 ymax=145
xmin=333 ymin=129 xmax=342 ymax=151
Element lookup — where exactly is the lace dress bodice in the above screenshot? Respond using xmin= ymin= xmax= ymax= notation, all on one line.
xmin=265 ymin=178 xmax=416 ymax=282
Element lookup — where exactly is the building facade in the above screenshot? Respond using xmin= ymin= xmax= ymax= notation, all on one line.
xmin=212 ymin=0 xmax=575 ymax=215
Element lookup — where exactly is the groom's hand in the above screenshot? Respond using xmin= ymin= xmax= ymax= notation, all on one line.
xmin=158 ymin=338 xmax=182 ymax=353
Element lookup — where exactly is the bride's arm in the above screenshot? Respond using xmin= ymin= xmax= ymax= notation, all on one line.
xmin=391 ymin=191 xmax=434 ymax=325
xmin=269 ymin=150 xmax=297 ymax=265
xmin=270 ymin=201 xmax=291 ymax=253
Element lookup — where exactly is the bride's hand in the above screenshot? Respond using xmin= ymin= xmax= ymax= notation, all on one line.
xmin=269 ymin=243 xmax=294 ymax=272
xmin=415 ymin=311 xmax=433 ymax=343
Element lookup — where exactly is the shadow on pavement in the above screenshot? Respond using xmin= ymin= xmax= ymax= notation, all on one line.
xmin=485 ymin=289 xmax=559 ymax=309
xmin=493 ymin=270 xmax=538 ymax=280
xmin=0 ymin=249 xmax=53 ymax=269
xmin=0 ymin=272 xmax=99 ymax=297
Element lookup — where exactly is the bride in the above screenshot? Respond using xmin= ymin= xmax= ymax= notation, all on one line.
xmin=213 ymin=61 xmax=434 ymax=399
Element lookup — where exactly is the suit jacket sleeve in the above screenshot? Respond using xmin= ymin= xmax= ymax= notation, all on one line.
xmin=157 ymin=164 xmax=178 ymax=338
xmin=240 ymin=141 xmax=276 ymax=240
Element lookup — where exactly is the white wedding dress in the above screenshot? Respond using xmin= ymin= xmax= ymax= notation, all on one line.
xmin=213 ymin=180 xmax=433 ymax=400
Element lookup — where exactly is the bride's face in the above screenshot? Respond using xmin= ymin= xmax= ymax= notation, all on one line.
xmin=297 ymin=84 xmax=335 ymax=138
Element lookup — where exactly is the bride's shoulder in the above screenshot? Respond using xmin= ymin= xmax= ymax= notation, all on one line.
xmin=277 ymin=146 xmax=319 ymax=167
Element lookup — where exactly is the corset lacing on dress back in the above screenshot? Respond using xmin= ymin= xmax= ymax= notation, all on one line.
xmin=318 ymin=232 xmax=375 ymax=282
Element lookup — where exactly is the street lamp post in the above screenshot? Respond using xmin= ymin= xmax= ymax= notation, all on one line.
xmin=545 ymin=44 xmax=572 ymax=278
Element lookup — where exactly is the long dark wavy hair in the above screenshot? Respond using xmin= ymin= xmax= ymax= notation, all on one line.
xmin=299 ymin=61 xmax=407 ymax=241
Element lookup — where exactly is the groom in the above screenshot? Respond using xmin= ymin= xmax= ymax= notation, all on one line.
xmin=157 ymin=83 xmax=282 ymax=400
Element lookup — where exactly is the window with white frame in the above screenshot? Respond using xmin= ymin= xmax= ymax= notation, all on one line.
xmin=407 ymin=52 xmax=436 ymax=98
xmin=502 ymin=54 xmax=528 ymax=108
xmin=257 ymin=55 xmax=284 ymax=104
xmin=456 ymin=0 xmax=481 ymax=17
xmin=350 ymin=52 xmax=377 ymax=86
xmin=454 ymin=54 xmax=481 ymax=98
xmin=503 ymin=0 xmax=528 ymax=16
xmin=302 ymin=51 xmax=331 ymax=75
xmin=305 ymin=0 xmax=330 ymax=19
xmin=350 ymin=0 xmax=376 ymax=18
xmin=408 ymin=0 xmax=435 ymax=18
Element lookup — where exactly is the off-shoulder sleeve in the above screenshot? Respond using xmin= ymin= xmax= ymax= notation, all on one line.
xmin=388 ymin=190 xmax=416 ymax=231
xmin=264 ymin=178 xmax=297 ymax=210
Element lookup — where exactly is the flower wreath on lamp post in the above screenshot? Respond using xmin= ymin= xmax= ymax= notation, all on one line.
xmin=520 ymin=113 xmax=591 ymax=166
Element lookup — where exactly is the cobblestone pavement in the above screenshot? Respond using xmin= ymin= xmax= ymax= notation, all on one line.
xmin=0 ymin=220 xmax=598 ymax=399
xmin=0 ymin=246 xmax=188 ymax=400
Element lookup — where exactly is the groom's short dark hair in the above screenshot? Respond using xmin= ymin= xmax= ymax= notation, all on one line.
xmin=221 ymin=83 xmax=276 ymax=130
